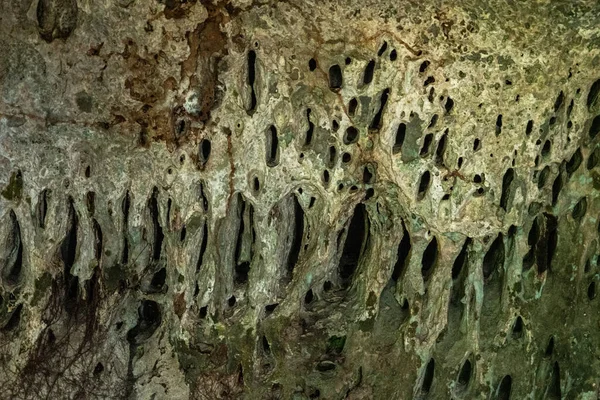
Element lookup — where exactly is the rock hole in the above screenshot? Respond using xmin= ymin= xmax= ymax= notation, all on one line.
xmin=199 ymin=139 xmax=211 ymax=166
xmin=234 ymin=197 xmax=255 ymax=284
xmin=247 ymin=50 xmax=257 ymax=113
xmin=551 ymin=169 xmax=564 ymax=206
xmin=392 ymin=222 xmax=411 ymax=281
xmin=526 ymin=120 xmax=533 ymax=135
xmin=338 ymin=203 xmax=369 ymax=288
xmin=496 ymin=115 xmax=503 ymax=135
xmin=586 ymin=147 xmax=599 ymax=170
xmin=266 ymin=125 xmax=280 ymax=167
xmin=497 ymin=375 xmax=512 ymax=400
xmin=363 ymin=60 xmax=375 ymax=85
xmin=500 ymin=168 xmax=515 ymax=211
xmin=457 ymin=157 xmax=464 ymax=168
xmin=393 ymin=123 xmax=406 ymax=154
xmin=85 ymin=165 xmax=91 ymax=178
xmin=390 ymin=49 xmax=397 ymax=61
xmin=566 ymin=148 xmax=582 ymax=177
xmin=420 ymin=358 xmax=435 ymax=395
xmin=37 ymin=189 xmax=50 ymax=229
xmin=428 ymin=114 xmax=438 ymax=128
xmin=342 ymin=152 xmax=352 ymax=163
xmin=473 ymin=138 xmax=481 ymax=151
xmin=86 ymin=191 xmax=96 ymax=214
xmin=452 ymin=238 xmax=471 ymax=280
xmin=328 ymin=146 xmax=336 ymax=168
xmin=369 ymin=88 xmax=390 ymax=130
xmin=127 ymin=300 xmax=162 ymax=345
xmin=572 ymin=197 xmax=587 ymax=222
xmin=228 ymin=295 xmax=237 ymax=307
xmin=547 ymin=362 xmax=561 ymax=399
xmin=262 ymin=335 xmax=271 ymax=354
xmin=199 ymin=181 xmax=209 ymax=212
xmin=444 ymin=97 xmax=454 ymax=113
xmin=419 ymin=60 xmax=430 ymax=73
xmin=199 ymin=306 xmax=208 ymax=318
xmin=3 ymin=210 xmax=23 ymax=286
xmin=345 ymin=57 xmax=352 ymax=65
xmin=344 ymin=126 xmax=359 ymax=144
xmin=363 ymin=165 xmax=374 ymax=184
xmin=304 ymin=289 xmax=314 ymax=304
xmin=93 ymin=362 xmax=104 ymax=375
xmin=61 ymin=198 xmax=79 ymax=312
xmin=348 ymin=98 xmax=358 ymax=116
xmin=421 ymin=237 xmax=438 ymax=280
xmin=308 ymin=58 xmax=317 ymax=71
xmin=417 ymin=171 xmax=431 ymax=200
xmin=322 ymin=170 xmax=330 ymax=185
xmin=287 ymin=195 xmax=305 ymax=273
xmin=149 ymin=187 xmax=164 ymax=262
xmin=541 ymin=140 xmax=551 ymax=157
xmin=589 ymin=115 xmax=600 ymax=139
xmin=424 ymin=76 xmax=435 ymax=86
xmin=537 ymin=213 xmax=557 ymax=273
xmin=377 ymin=41 xmax=388 ymax=56
xmin=253 ymin=176 xmax=260 ymax=192
xmin=92 ymin=219 xmax=103 ymax=261
xmin=482 ymin=233 xmax=504 ymax=282
xmin=149 ymin=268 xmax=166 ymax=292
xmin=121 ymin=191 xmax=131 ymax=265
xmin=587 ymin=79 xmax=600 ymax=110
xmin=435 ymin=130 xmax=448 ymax=165
xmin=328 ymin=65 xmax=343 ymax=90
xmin=180 ymin=225 xmax=186 ymax=241
xmin=567 ymin=99 xmax=574 ymax=117
xmin=457 ymin=359 xmax=472 ymax=388
xmin=553 ymin=91 xmax=564 ymax=112
xmin=588 ymin=281 xmax=596 ymax=300
xmin=305 ymin=109 xmax=314 ymax=146
xmin=512 ymin=316 xmax=524 ymax=339
xmin=265 ymin=303 xmax=278 ymax=315
xmin=420 ymin=133 xmax=434 ymax=157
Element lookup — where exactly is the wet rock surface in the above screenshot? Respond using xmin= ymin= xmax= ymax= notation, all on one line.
xmin=1 ymin=0 xmax=600 ymax=398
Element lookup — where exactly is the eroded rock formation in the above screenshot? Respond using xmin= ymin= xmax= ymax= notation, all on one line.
xmin=1 ymin=0 xmax=600 ymax=398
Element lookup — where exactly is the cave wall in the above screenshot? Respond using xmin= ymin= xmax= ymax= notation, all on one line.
xmin=1 ymin=0 xmax=600 ymax=398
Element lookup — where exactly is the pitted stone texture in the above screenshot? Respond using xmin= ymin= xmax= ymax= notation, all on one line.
xmin=1 ymin=0 xmax=600 ymax=399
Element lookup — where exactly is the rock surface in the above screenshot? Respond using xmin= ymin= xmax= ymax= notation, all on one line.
xmin=1 ymin=0 xmax=600 ymax=398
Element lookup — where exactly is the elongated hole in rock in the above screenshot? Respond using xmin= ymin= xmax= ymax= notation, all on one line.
xmin=457 ymin=359 xmax=472 ymax=387
xmin=588 ymin=79 xmax=600 ymax=110
xmin=150 ymin=267 xmax=166 ymax=291
xmin=247 ymin=50 xmax=257 ymax=113
xmin=512 ymin=316 xmax=523 ymax=338
xmin=553 ymin=90 xmax=564 ymax=112
xmin=482 ymin=233 xmax=504 ymax=281
xmin=526 ymin=120 xmax=533 ymax=135
xmin=547 ymin=362 xmax=561 ymax=399
xmin=149 ymin=187 xmax=164 ymax=262
xmin=266 ymin=125 xmax=279 ymax=167
xmin=199 ymin=139 xmax=211 ymax=166
xmin=419 ymin=60 xmax=430 ymax=73
xmin=62 ymin=198 xmax=79 ymax=311
xmin=328 ymin=146 xmax=336 ymax=168
xmin=328 ymin=64 xmax=342 ymax=90
xmin=496 ymin=115 xmax=503 ymax=135
xmin=4 ymin=210 xmax=23 ymax=285
xmin=287 ymin=195 xmax=305 ymax=273
xmin=538 ymin=213 xmax=557 ymax=273
xmin=551 ymin=169 xmax=563 ymax=206
xmin=196 ymin=222 xmax=208 ymax=273
xmin=377 ymin=41 xmax=387 ymax=56
xmin=338 ymin=203 xmax=369 ymax=287
xmin=421 ymin=237 xmax=438 ymax=280
xmin=590 ymin=115 xmax=600 ymax=139
xmin=541 ymin=140 xmax=551 ymax=157
xmin=435 ymin=130 xmax=448 ymax=165
xmin=392 ymin=222 xmax=411 ymax=281
xmin=500 ymin=168 xmax=515 ymax=211
xmin=586 ymin=147 xmax=599 ymax=170
xmin=393 ymin=123 xmax=406 ymax=154
xmin=497 ymin=375 xmax=512 ymax=400
xmin=538 ymin=166 xmax=550 ymax=189
xmin=445 ymin=97 xmax=454 ymax=113
xmin=121 ymin=190 xmax=130 ymax=265
xmin=305 ymin=108 xmax=314 ymax=146
xmin=572 ymin=197 xmax=587 ymax=221
xmin=420 ymin=133 xmax=434 ymax=157
xmin=363 ymin=60 xmax=375 ymax=85
xmin=234 ymin=197 xmax=254 ymax=284
xmin=421 ymin=358 xmax=435 ymax=394
xmin=304 ymin=289 xmax=314 ymax=304
xmin=452 ymin=238 xmax=471 ymax=280
xmin=588 ymin=281 xmax=596 ymax=300
xmin=417 ymin=171 xmax=431 ymax=200
xmin=348 ymin=98 xmax=358 ymax=116
xmin=308 ymin=58 xmax=317 ymax=71
xmin=92 ymin=219 xmax=103 ymax=261
xmin=369 ymin=88 xmax=389 ymax=130
xmin=37 ymin=189 xmax=49 ymax=228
